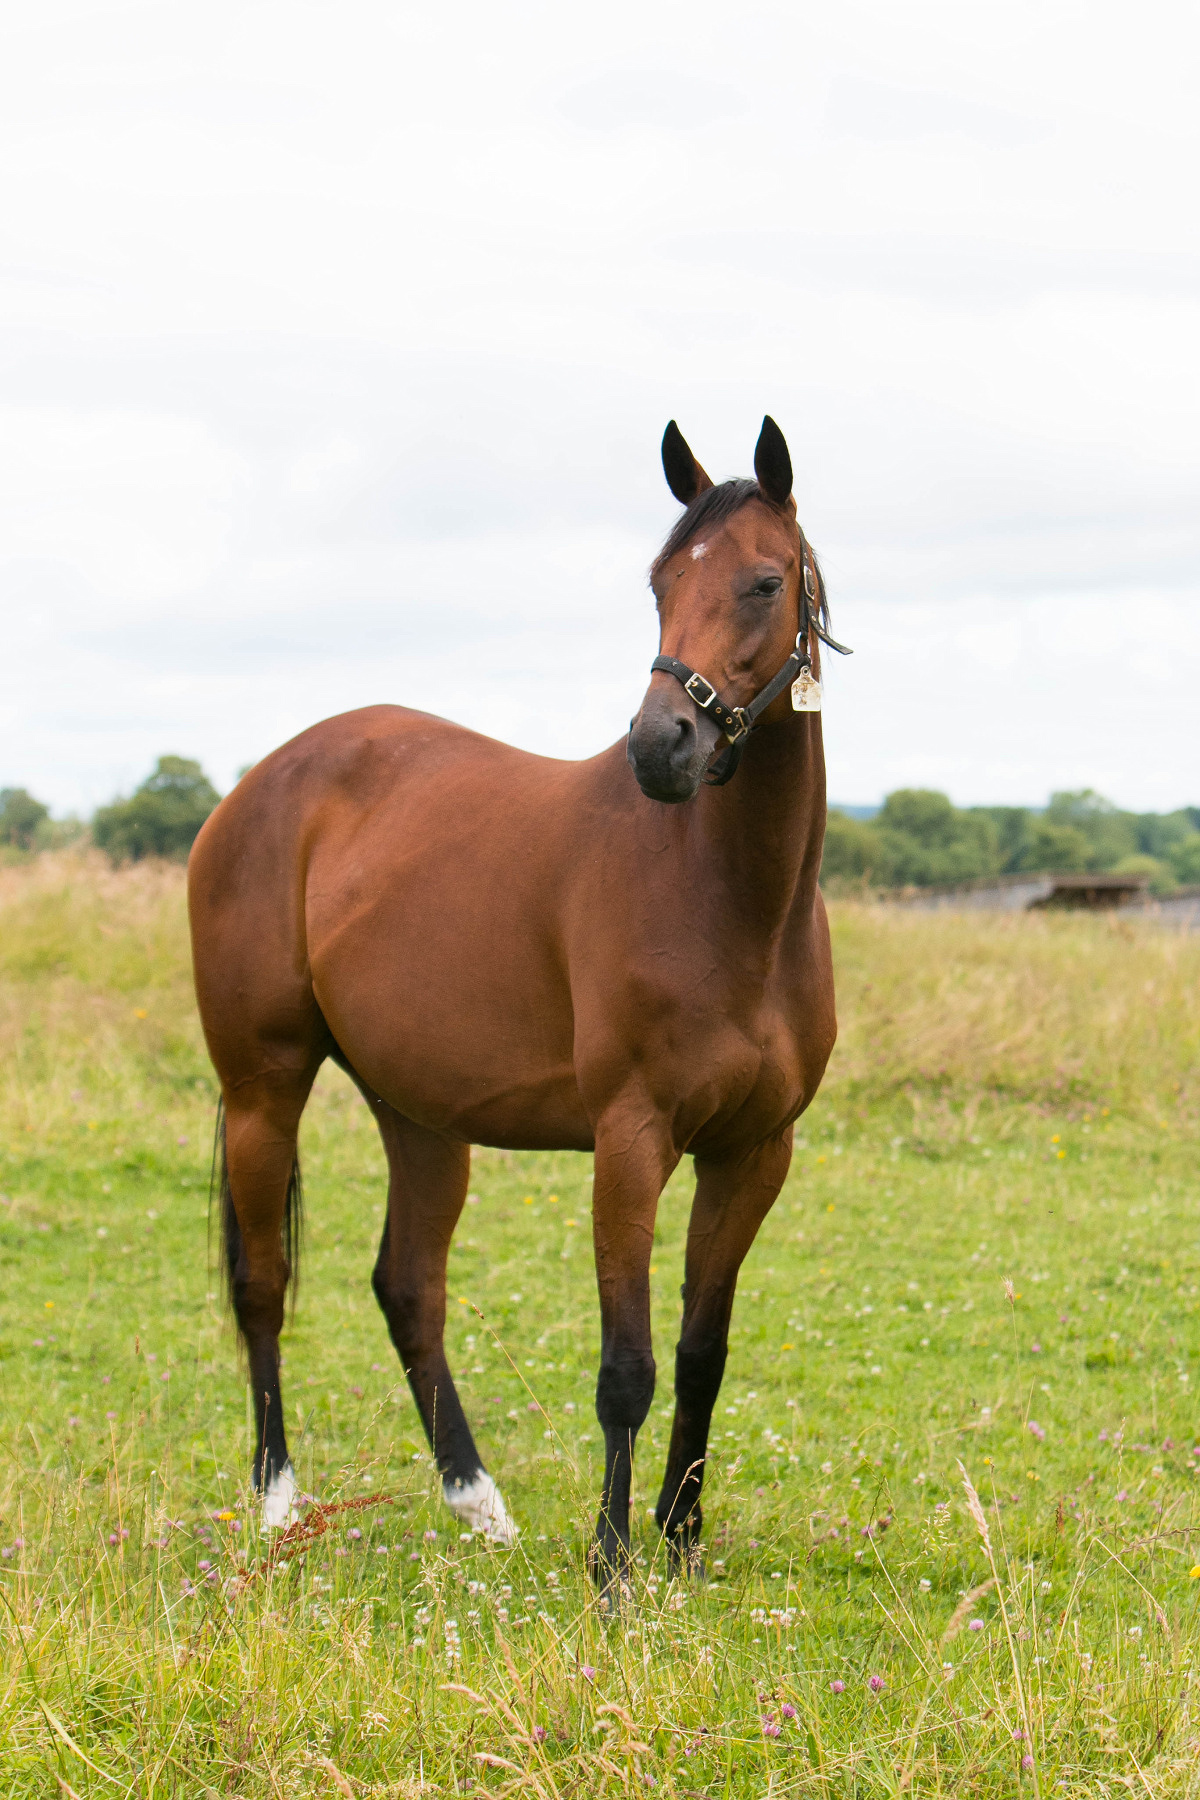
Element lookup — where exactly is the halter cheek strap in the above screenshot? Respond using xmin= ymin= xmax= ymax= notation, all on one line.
xmin=650 ymin=551 xmax=852 ymax=787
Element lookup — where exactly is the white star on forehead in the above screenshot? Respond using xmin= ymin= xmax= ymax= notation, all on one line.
xmin=690 ymin=542 xmax=707 ymax=560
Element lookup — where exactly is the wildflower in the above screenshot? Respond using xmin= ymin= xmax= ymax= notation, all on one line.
xmin=532 ymin=1725 xmax=547 ymax=1742
xmin=527 ymin=1401 xmax=539 ymax=1413
xmin=761 ymin=1715 xmax=781 ymax=1738
xmin=1013 ymin=1728 xmax=1025 ymax=1740
xmin=830 ymin=1679 xmax=845 ymax=1694
xmin=1116 ymin=1490 xmax=1128 ymax=1502
xmin=349 ymin=1527 xmax=362 ymax=1541
xmin=106 ymin=1410 xmax=117 ymax=1420
xmin=0 ymin=1548 xmax=9 ymax=1560
xmin=781 ymin=1703 xmax=797 ymax=1719
xmin=198 ymin=1560 xmax=211 ymax=1572
xmin=1189 ymin=1566 xmax=1200 ymax=1578
xmin=581 ymin=1664 xmax=596 ymax=1680
xmin=423 ymin=1529 xmax=437 ymax=1540
xmin=968 ymin=1619 xmax=984 ymax=1632
xmin=919 ymin=1578 xmax=931 ymax=1590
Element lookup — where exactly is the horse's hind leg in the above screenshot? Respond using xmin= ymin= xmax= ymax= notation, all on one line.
xmin=221 ymin=1071 xmax=318 ymax=1526
xmin=369 ymin=1101 xmax=516 ymax=1545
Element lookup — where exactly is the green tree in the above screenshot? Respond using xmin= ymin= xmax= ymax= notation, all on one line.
xmin=820 ymin=811 xmax=892 ymax=886
xmin=970 ymin=806 xmax=1035 ymax=873
xmin=92 ymin=756 xmax=221 ymax=865
xmin=1043 ymin=790 xmax=1137 ymax=869
xmin=1022 ymin=819 xmax=1091 ymax=871
xmin=0 ymin=787 xmax=50 ymax=851
xmin=874 ymin=789 xmax=999 ymax=886
xmin=1167 ymin=833 xmax=1200 ymax=885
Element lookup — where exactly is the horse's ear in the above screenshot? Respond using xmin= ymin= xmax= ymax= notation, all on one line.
xmin=662 ymin=420 xmax=714 ymax=506
xmin=753 ymin=415 xmax=793 ymax=506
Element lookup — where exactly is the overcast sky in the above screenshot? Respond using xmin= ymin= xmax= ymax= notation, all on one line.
xmin=2 ymin=0 xmax=1198 ymax=815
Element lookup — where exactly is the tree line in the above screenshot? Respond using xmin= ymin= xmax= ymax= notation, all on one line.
xmin=822 ymin=789 xmax=1200 ymax=894
xmin=3 ymin=762 xmax=1199 ymax=892
xmin=0 ymin=757 xmax=220 ymax=863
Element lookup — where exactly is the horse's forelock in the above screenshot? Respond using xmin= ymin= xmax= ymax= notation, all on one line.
xmin=650 ymin=479 xmax=766 ymax=578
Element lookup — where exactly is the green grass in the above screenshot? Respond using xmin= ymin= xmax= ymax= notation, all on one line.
xmin=1 ymin=854 xmax=1199 ymax=1796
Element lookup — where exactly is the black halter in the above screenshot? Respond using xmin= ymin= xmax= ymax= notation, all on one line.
xmin=650 ymin=544 xmax=853 ymax=786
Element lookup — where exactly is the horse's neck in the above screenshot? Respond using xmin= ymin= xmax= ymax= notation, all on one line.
xmin=694 ymin=715 xmax=826 ymax=944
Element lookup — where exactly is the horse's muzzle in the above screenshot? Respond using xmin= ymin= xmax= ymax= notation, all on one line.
xmin=627 ymin=688 xmax=721 ymax=803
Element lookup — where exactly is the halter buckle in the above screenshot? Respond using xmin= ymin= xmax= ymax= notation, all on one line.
xmin=724 ymin=707 xmax=752 ymax=744
xmin=684 ymin=671 xmax=717 ymax=709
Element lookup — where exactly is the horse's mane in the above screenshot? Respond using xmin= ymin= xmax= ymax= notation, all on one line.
xmin=650 ymin=476 xmax=832 ymax=634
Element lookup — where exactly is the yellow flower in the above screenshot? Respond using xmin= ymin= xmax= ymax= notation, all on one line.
xmin=983 ymin=1457 xmax=993 ymax=1466
xmin=45 ymin=1301 xmax=55 ymax=1310
xmin=1057 ymin=1151 xmax=1066 ymax=1160
xmin=523 ymin=1196 xmax=533 ymax=1206
xmin=134 ymin=1008 xmax=148 ymax=1020
xmin=1050 ymin=1134 xmax=1060 ymax=1144
xmin=817 ymin=1157 xmax=827 ymax=1166
xmin=548 ymin=1195 xmax=558 ymax=1204
xmin=217 ymin=1510 xmax=236 ymax=1521
xmin=782 ymin=1343 xmax=794 ymax=1351
xmin=1189 ymin=1566 xmax=1200 ymax=1578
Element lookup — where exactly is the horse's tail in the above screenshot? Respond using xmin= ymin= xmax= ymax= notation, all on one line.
xmin=209 ymin=1097 xmax=304 ymax=1313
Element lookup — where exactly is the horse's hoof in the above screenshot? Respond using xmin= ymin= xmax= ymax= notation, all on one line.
xmin=443 ymin=1472 xmax=518 ymax=1546
xmin=260 ymin=1463 xmax=300 ymax=1530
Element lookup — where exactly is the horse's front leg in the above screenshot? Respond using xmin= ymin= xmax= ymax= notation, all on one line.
xmin=655 ymin=1129 xmax=793 ymax=1572
xmin=588 ymin=1113 xmax=679 ymax=1601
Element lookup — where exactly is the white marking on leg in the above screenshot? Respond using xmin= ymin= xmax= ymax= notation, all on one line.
xmin=443 ymin=1471 xmax=518 ymax=1545
xmin=261 ymin=1462 xmax=299 ymax=1530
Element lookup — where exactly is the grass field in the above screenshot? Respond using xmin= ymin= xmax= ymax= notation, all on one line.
xmin=1 ymin=851 xmax=1198 ymax=1797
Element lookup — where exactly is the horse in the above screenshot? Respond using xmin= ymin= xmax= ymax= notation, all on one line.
xmin=188 ymin=415 xmax=843 ymax=1592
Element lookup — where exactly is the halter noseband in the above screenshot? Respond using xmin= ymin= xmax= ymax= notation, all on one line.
xmin=649 ymin=538 xmax=853 ymax=787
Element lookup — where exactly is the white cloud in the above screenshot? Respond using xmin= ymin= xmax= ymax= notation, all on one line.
xmin=0 ymin=0 xmax=1196 ymax=813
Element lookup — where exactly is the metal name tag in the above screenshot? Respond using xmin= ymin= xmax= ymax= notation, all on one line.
xmin=791 ymin=667 xmax=822 ymax=712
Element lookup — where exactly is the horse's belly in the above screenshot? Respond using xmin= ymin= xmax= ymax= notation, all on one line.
xmin=310 ymin=916 xmax=591 ymax=1149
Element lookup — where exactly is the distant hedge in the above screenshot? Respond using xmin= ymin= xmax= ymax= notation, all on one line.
xmin=92 ymin=756 xmax=220 ymax=864
xmin=821 ymin=788 xmax=1200 ymax=894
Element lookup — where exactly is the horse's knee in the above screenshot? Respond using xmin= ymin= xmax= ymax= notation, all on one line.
xmin=596 ymin=1350 xmax=656 ymax=1431
xmin=231 ymin=1265 xmax=288 ymax=1338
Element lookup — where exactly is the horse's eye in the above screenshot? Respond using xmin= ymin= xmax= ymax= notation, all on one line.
xmin=752 ymin=577 xmax=783 ymax=598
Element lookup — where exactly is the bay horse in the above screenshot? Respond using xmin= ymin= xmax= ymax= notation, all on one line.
xmin=188 ymin=416 xmax=843 ymax=1591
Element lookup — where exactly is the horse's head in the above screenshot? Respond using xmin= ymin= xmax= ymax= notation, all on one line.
xmin=627 ymin=416 xmax=816 ymax=804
